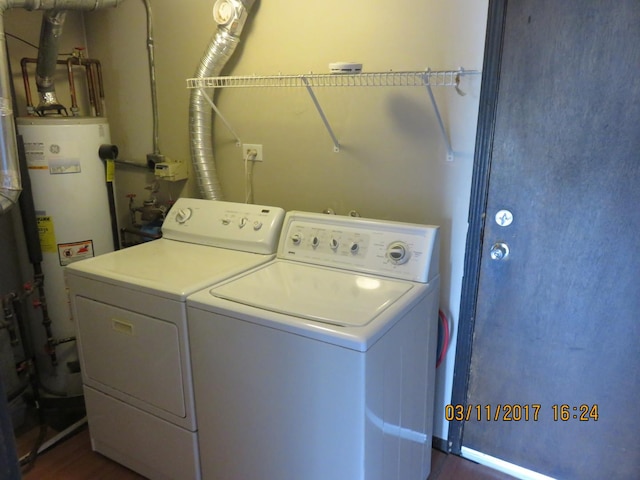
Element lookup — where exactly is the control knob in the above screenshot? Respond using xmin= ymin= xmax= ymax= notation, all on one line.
xmin=291 ymin=233 xmax=303 ymax=245
xmin=386 ymin=241 xmax=410 ymax=265
xmin=175 ymin=208 xmax=192 ymax=224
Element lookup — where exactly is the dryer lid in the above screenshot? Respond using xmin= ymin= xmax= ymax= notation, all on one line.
xmin=209 ymin=261 xmax=413 ymax=327
xmin=66 ymin=239 xmax=272 ymax=300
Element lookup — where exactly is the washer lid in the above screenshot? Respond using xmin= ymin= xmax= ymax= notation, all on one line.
xmin=209 ymin=261 xmax=413 ymax=327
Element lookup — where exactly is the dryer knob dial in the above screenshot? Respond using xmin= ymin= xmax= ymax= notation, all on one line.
xmin=387 ymin=241 xmax=410 ymax=265
xmin=329 ymin=238 xmax=339 ymax=251
xmin=175 ymin=208 xmax=192 ymax=224
xmin=349 ymin=242 xmax=360 ymax=254
xmin=238 ymin=217 xmax=248 ymax=228
xmin=253 ymin=221 xmax=263 ymax=231
xmin=311 ymin=236 xmax=320 ymax=248
xmin=291 ymin=233 xmax=303 ymax=245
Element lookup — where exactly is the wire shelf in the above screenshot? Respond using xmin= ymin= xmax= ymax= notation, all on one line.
xmin=186 ymin=68 xmax=481 ymax=156
xmin=186 ymin=69 xmax=479 ymax=90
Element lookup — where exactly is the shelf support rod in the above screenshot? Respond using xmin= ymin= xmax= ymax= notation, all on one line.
xmin=424 ymin=78 xmax=454 ymax=161
xmin=198 ymin=88 xmax=242 ymax=146
xmin=301 ymin=76 xmax=340 ymax=152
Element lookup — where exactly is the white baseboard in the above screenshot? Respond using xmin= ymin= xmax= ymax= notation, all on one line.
xmin=460 ymin=446 xmax=557 ymax=480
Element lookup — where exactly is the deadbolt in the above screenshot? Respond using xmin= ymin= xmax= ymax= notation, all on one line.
xmin=490 ymin=242 xmax=510 ymax=261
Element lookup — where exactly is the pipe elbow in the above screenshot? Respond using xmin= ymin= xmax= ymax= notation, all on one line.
xmin=213 ymin=0 xmax=254 ymax=36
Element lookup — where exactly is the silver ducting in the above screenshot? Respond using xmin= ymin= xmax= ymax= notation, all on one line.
xmin=189 ymin=0 xmax=255 ymax=200
xmin=35 ymin=9 xmax=66 ymax=114
xmin=0 ymin=0 xmax=124 ymax=215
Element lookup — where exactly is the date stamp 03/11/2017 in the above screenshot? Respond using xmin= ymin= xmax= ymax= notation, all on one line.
xmin=445 ymin=404 xmax=599 ymax=422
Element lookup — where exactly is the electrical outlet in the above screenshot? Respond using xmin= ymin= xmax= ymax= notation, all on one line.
xmin=242 ymin=143 xmax=263 ymax=162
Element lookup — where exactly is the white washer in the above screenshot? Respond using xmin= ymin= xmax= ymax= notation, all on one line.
xmin=64 ymin=198 xmax=285 ymax=480
xmin=187 ymin=211 xmax=440 ymax=480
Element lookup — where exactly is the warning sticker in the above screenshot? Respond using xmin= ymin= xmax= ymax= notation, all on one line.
xmin=58 ymin=240 xmax=95 ymax=266
xmin=24 ymin=142 xmax=47 ymax=170
xmin=106 ymin=159 xmax=115 ymax=182
xmin=36 ymin=216 xmax=57 ymax=253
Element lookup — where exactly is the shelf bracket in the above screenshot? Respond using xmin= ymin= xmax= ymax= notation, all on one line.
xmin=424 ymin=77 xmax=454 ymax=162
xmin=301 ymin=76 xmax=340 ymax=152
xmin=198 ymin=88 xmax=243 ymax=147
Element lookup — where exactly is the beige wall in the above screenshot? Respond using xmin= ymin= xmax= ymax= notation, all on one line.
xmin=5 ymin=0 xmax=488 ymax=441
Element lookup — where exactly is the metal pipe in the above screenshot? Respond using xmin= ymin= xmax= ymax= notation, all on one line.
xmin=0 ymin=0 xmax=125 ymax=216
xmin=35 ymin=9 xmax=67 ymax=115
xmin=32 ymin=268 xmax=56 ymax=366
xmin=1 ymin=293 xmax=18 ymax=344
xmin=65 ymin=57 xmax=79 ymax=114
xmin=140 ymin=0 xmax=159 ymax=158
xmin=83 ymin=59 xmax=99 ymax=114
xmin=20 ymin=57 xmax=35 ymax=113
xmin=189 ymin=0 xmax=256 ymax=200
xmin=21 ymin=56 xmax=105 ymax=116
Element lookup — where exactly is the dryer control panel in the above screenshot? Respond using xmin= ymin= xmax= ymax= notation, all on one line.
xmin=162 ymin=198 xmax=285 ymax=255
xmin=278 ymin=211 xmax=440 ymax=283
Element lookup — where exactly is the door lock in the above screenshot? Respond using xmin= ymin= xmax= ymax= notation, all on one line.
xmin=490 ymin=242 xmax=510 ymax=261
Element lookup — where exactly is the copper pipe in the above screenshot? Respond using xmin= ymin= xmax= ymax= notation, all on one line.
xmin=65 ymin=57 xmax=79 ymax=114
xmin=21 ymin=57 xmax=106 ymax=117
xmin=20 ymin=58 xmax=36 ymax=113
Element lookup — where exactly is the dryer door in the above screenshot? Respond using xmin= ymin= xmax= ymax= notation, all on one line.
xmin=75 ymin=297 xmax=187 ymax=419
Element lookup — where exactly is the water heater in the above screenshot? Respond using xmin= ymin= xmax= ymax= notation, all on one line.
xmin=16 ymin=117 xmax=115 ymax=395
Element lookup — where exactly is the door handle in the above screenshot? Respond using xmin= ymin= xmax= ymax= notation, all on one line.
xmin=490 ymin=242 xmax=510 ymax=261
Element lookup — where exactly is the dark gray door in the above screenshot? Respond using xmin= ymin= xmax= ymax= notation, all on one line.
xmin=455 ymin=1 xmax=640 ymax=479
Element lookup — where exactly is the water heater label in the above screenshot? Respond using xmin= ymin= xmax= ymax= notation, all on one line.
xmin=58 ymin=240 xmax=95 ymax=266
xmin=49 ymin=159 xmax=82 ymax=174
xmin=24 ymin=141 xmax=47 ymax=170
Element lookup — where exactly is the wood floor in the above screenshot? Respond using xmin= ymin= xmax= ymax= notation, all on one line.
xmin=15 ymin=423 xmax=516 ymax=480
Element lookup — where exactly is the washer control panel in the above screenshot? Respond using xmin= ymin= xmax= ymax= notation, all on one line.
xmin=162 ymin=198 xmax=285 ymax=254
xmin=278 ymin=211 xmax=440 ymax=283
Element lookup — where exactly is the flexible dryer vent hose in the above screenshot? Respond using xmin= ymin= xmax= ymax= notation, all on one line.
xmin=189 ymin=0 xmax=256 ymax=200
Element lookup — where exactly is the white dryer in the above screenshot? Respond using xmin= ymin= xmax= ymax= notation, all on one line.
xmin=64 ymin=198 xmax=285 ymax=480
xmin=187 ymin=211 xmax=440 ymax=480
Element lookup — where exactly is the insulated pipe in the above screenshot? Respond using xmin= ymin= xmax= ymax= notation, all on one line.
xmin=35 ymin=9 xmax=66 ymax=115
xmin=189 ymin=0 xmax=255 ymax=200
xmin=0 ymin=0 xmax=124 ymax=215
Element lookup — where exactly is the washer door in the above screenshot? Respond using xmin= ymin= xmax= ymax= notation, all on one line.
xmin=210 ymin=261 xmax=413 ymax=327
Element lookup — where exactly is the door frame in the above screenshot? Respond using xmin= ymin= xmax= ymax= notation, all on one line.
xmin=448 ymin=0 xmax=507 ymax=454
